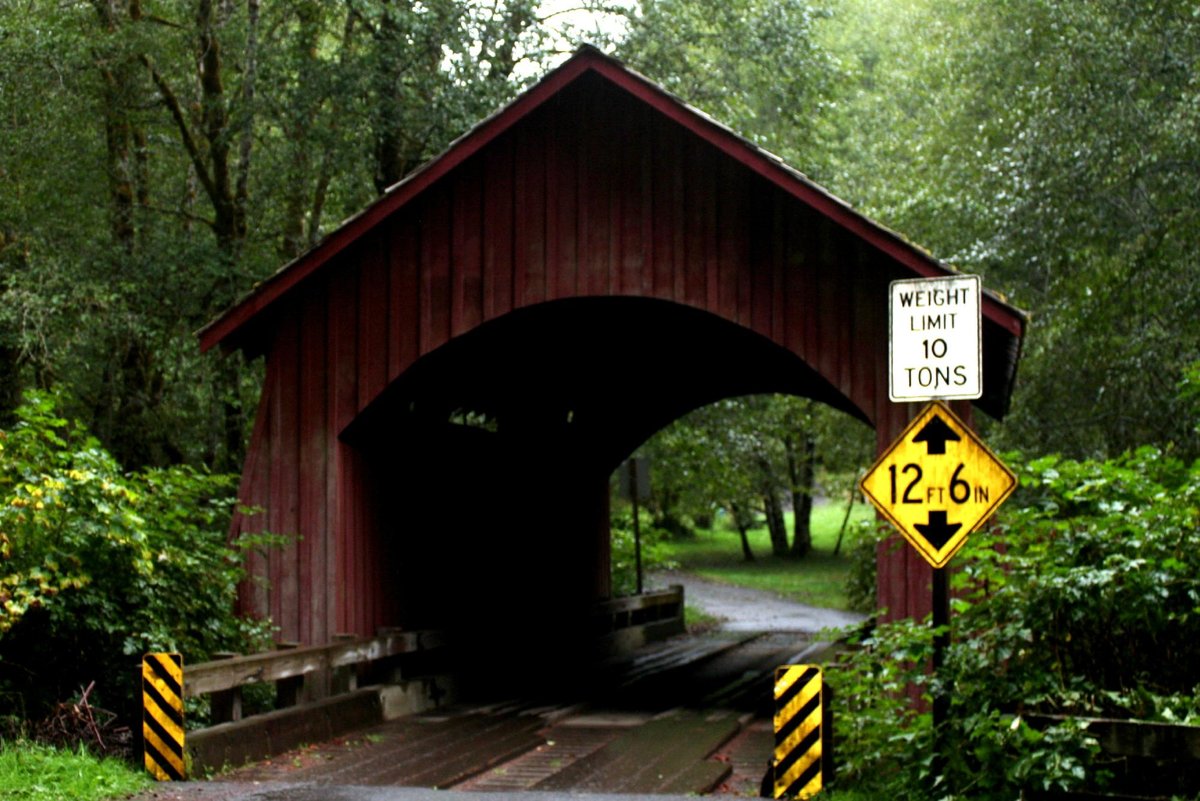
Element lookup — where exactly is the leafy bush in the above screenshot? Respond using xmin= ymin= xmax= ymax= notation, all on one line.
xmin=825 ymin=617 xmax=935 ymax=799
xmin=825 ymin=447 xmax=1200 ymax=799
xmin=841 ymin=517 xmax=889 ymax=614
xmin=960 ymin=448 xmax=1200 ymax=718
xmin=0 ymin=393 xmax=273 ymax=725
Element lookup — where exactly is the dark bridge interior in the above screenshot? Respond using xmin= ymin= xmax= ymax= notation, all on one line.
xmin=342 ymin=297 xmax=863 ymax=679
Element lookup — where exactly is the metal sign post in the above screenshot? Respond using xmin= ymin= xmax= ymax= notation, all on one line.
xmin=861 ymin=400 xmax=1016 ymax=784
xmin=879 ymin=274 xmax=1010 ymax=789
xmin=621 ymin=458 xmax=651 ymax=595
xmin=629 ymin=458 xmax=643 ymax=595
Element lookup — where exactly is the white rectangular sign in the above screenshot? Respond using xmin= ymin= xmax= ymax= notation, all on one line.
xmin=889 ymin=274 xmax=982 ymax=402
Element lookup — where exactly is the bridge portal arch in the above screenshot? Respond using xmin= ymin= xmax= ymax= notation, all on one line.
xmin=340 ymin=296 xmax=864 ymax=639
xmin=200 ymin=47 xmax=1025 ymax=645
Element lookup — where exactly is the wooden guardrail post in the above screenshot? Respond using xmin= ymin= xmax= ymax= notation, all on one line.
xmin=591 ymin=587 xmax=685 ymax=654
xmin=273 ymin=641 xmax=303 ymax=709
xmin=208 ymin=652 xmax=242 ymax=724
xmin=331 ymin=633 xmax=359 ymax=695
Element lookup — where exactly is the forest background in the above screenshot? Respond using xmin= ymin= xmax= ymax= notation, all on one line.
xmin=2 ymin=2 xmax=1199 ymax=796
xmin=3 ymin=0 xmax=1197 ymax=472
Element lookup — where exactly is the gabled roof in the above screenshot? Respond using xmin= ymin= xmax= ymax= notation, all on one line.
xmin=199 ymin=44 xmax=1025 ymax=367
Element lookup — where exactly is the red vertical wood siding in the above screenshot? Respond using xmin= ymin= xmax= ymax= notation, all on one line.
xmin=230 ymin=382 xmax=272 ymax=620
xmin=231 ymin=75 xmax=980 ymax=641
xmin=298 ymin=289 xmax=328 ymax=644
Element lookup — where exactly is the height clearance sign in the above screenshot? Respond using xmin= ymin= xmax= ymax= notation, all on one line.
xmin=861 ymin=401 xmax=1016 ymax=569
xmin=890 ymin=274 xmax=981 ymax=402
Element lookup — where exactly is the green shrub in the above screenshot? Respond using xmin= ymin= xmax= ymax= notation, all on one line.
xmin=825 ymin=447 xmax=1200 ymax=799
xmin=824 ymin=617 xmax=936 ymax=800
xmin=0 ymin=392 xmax=274 ymax=725
xmin=841 ymin=517 xmax=890 ymax=614
xmin=609 ymin=504 xmax=678 ymax=596
xmin=959 ymin=447 xmax=1200 ymax=718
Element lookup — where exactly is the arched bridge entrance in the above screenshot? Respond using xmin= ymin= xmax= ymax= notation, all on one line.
xmin=199 ymin=46 xmax=1026 ymax=646
xmin=341 ymin=296 xmax=863 ymax=648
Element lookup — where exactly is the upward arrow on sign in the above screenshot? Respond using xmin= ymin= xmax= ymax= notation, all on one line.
xmin=912 ymin=414 xmax=961 ymax=455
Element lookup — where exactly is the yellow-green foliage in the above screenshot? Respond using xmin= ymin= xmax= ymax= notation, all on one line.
xmin=0 ymin=392 xmax=274 ymax=722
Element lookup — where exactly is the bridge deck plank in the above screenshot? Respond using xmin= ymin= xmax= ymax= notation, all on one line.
xmin=531 ymin=710 xmax=739 ymax=794
xmin=221 ymin=712 xmax=544 ymax=789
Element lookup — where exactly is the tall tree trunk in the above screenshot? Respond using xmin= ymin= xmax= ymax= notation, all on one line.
xmin=756 ymin=454 xmax=789 ymax=556
xmin=788 ymin=433 xmax=817 ymax=558
xmin=142 ymin=0 xmax=259 ymax=468
xmin=217 ymin=355 xmax=247 ymax=472
xmin=0 ymin=233 xmax=26 ymax=424
xmin=730 ymin=501 xmax=755 ymax=562
xmin=370 ymin=4 xmax=439 ymax=193
xmin=278 ymin=2 xmax=325 ymax=259
xmin=142 ymin=0 xmax=255 ymax=260
xmin=0 ymin=343 xmax=21 ymax=427
xmin=833 ymin=475 xmax=858 ymax=557
xmin=763 ymin=491 xmax=788 ymax=557
xmin=93 ymin=0 xmax=148 ymax=254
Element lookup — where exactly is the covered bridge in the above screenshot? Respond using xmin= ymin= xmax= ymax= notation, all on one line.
xmin=199 ymin=46 xmax=1026 ymax=649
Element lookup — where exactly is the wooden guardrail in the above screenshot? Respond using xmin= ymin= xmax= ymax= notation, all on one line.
xmin=187 ymin=588 xmax=683 ymax=726
xmin=183 ymin=588 xmax=683 ymax=730
xmin=593 ymin=586 xmax=686 ymax=652
xmin=594 ymin=585 xmax=684 ymax=632
xmin=188 ymin=629 xmax=446 ymax=725
xmin=178 ymin=598 xmax=685 ymax=772
xmin=1026 ymin=713 xmax=1200 ymax=760
xmin=1024 ymin=713 xmax=1200 ymax=800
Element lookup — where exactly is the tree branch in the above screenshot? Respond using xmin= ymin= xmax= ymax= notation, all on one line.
xmin=139 ymin=54 xmax=218 ymax=205
xmin=236 ymin=0 xmax=259 ymax=209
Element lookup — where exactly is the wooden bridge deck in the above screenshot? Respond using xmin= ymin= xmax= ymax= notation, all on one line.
xmin=212 ymin=631 xmax=816 ymax=795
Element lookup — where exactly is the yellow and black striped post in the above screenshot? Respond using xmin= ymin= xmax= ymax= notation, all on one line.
xmin=141 ymin=653 xmax=185 ymax=781
xmin=773 ymin=664 xmax=823 ymax=799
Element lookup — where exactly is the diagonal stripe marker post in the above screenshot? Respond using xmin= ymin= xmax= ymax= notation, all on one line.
xmin=773 ymin=664 xmax=824 ymax=799
xmin=142 ymin=653 xmax=186 ymax=781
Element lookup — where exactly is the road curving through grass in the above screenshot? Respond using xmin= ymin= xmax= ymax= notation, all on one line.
xmin=656 ymin=500 xmax=873 ymax=612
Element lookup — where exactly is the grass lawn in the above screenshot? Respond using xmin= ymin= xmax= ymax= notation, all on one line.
xmin=657 ymin=499 xmax=874 ymax=611
xmin=0 ymin=740 xmax=150 ymax=801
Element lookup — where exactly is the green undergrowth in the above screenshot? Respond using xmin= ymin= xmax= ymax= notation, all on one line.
xmin=658 ymin=501 xmax=874 ymax=611
xmin=823 ymin=447 xmax=1200 ymax=800
xmin=683 ymin=604 xmax=722 ymax=632
xmin=0 ymin=740 xmax=149 ymax=801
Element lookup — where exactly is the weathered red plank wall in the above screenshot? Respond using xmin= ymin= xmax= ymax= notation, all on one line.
xmin=230 ymin=75 xmax=935 ymax=642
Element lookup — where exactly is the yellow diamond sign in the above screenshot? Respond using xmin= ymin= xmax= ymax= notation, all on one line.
xmin=860 ymin=401 xmax=1017 ymax=569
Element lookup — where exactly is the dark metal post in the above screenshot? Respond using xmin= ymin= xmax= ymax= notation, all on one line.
xmin=630 ymin=459 xmax=643 ymax=594
xmin=932 ymin=566 xmax=950 ymax=783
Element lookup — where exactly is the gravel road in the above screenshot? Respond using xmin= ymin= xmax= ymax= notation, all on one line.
xmin=649 ymin=570 xmax=868 ymax=634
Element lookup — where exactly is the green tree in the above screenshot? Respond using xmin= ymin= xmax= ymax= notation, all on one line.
xmin=639 ymin=395 xmax=872 ymax=559
xmin=619 ymin=0 xmax=841 ymax=170
xmin=0 ymin=1 xmax=582 ymax=470
xmin=818 ymin=0 xmax=1200 ymax=459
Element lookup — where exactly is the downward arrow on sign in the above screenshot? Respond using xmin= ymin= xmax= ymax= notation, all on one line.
xmin=914 ymin=511 xmax=962 ymax=550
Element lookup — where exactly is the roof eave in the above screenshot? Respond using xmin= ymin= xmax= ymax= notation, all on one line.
xmin=199 ymin=45 xmax=1027 ymax=355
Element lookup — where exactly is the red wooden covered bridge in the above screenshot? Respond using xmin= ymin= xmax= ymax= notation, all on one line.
xmin=200 ymin=46 xmax=1026 ymax=653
